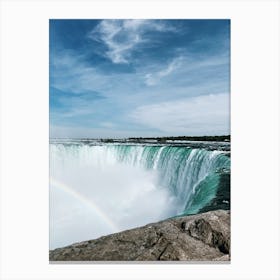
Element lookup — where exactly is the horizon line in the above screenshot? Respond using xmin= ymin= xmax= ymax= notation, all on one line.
xmin=49 ymin=135 xmax=231 ymax=140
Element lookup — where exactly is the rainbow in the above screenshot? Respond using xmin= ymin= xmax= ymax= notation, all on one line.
xmin=50 ymin=177 xmax=120 ymax=232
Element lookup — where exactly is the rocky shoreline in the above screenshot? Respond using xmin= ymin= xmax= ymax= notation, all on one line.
xmin=49 ymin=210 xmax=230 ymax=262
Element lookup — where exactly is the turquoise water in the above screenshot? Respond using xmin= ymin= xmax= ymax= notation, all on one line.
xmin=51 ymin=143 xmax=230 ymax=215
xmin=110 ymin=145 xmax=230 ymax=214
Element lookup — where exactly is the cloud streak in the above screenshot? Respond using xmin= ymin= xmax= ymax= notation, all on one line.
xmin=144 ymin=56 xmax=183 ymax=86
xmin=89 ymin=20 xmax=176 ymax=64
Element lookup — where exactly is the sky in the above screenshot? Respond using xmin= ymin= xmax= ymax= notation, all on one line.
xmin=49 ymin=19 xmax=230 ymax=138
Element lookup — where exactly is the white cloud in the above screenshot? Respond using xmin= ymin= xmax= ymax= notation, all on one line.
xmin=89 ymin=20 xmax=176 ymax=64
xmin=143 ymin=53 xmax=229 ymax=87
xmin=144 ymin=57 xmax=183 ymax=86
xmin=51 ymin=52 xmax=138 ymax=96
xmin=51 ymin=53 xmax=104 ymax=93
xmin=130 ymin=93 xmax=230 ymax=136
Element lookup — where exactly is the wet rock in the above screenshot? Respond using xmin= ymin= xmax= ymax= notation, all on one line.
xmin=49 ymin=210 xmax=230 ymax=262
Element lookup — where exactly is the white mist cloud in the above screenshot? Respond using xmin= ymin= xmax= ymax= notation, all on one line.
xmin=130 ymin=93 xmax=230 ymax=136
xmin=50 ymin=146 xmax=178 ymax=248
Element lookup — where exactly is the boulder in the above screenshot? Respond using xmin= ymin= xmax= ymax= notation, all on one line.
xmin=49 ymin=209 xmax=230 ymax=262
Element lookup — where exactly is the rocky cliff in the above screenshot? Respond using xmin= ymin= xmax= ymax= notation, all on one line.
xmin=49 ymin=210 xmax=230 ymax=262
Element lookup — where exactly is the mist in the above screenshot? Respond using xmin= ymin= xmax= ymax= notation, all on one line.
xmin=50 ymin=144 xmax=178 ymax=249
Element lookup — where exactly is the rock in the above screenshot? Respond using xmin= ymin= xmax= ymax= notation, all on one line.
xmin=213 ymin=254 xmax=230 ymax=261
xmin=49 ymin=210 xmax=230 ymax=262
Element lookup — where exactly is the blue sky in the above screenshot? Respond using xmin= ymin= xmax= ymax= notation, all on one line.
xmin=50 ymin=19 xmax=230 ymax=138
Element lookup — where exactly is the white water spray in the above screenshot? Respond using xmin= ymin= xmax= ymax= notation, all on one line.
xmin=50 ymin=142 xmax=230 ymax=249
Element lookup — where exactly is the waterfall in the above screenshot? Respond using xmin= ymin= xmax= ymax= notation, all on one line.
xmin=50 ymin=141 xmax=230 ymax=249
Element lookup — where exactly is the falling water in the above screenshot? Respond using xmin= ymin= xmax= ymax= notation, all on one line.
xmin=50 ymin=141 xmax=230 ymax=249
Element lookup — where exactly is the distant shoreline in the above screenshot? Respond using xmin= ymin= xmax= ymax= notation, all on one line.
xmin=50 ymin=136 xmax=231 ymax=151
xmin=50 ymin=135 xmax=231 ymax=142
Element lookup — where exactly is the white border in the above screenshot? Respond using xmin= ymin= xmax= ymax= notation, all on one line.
xmin=1 ymin=0 xmax=279 ymax=279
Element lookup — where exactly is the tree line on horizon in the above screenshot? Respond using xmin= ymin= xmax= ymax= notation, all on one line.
xmin=100 ymin=135 xmax=231 ymax=143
